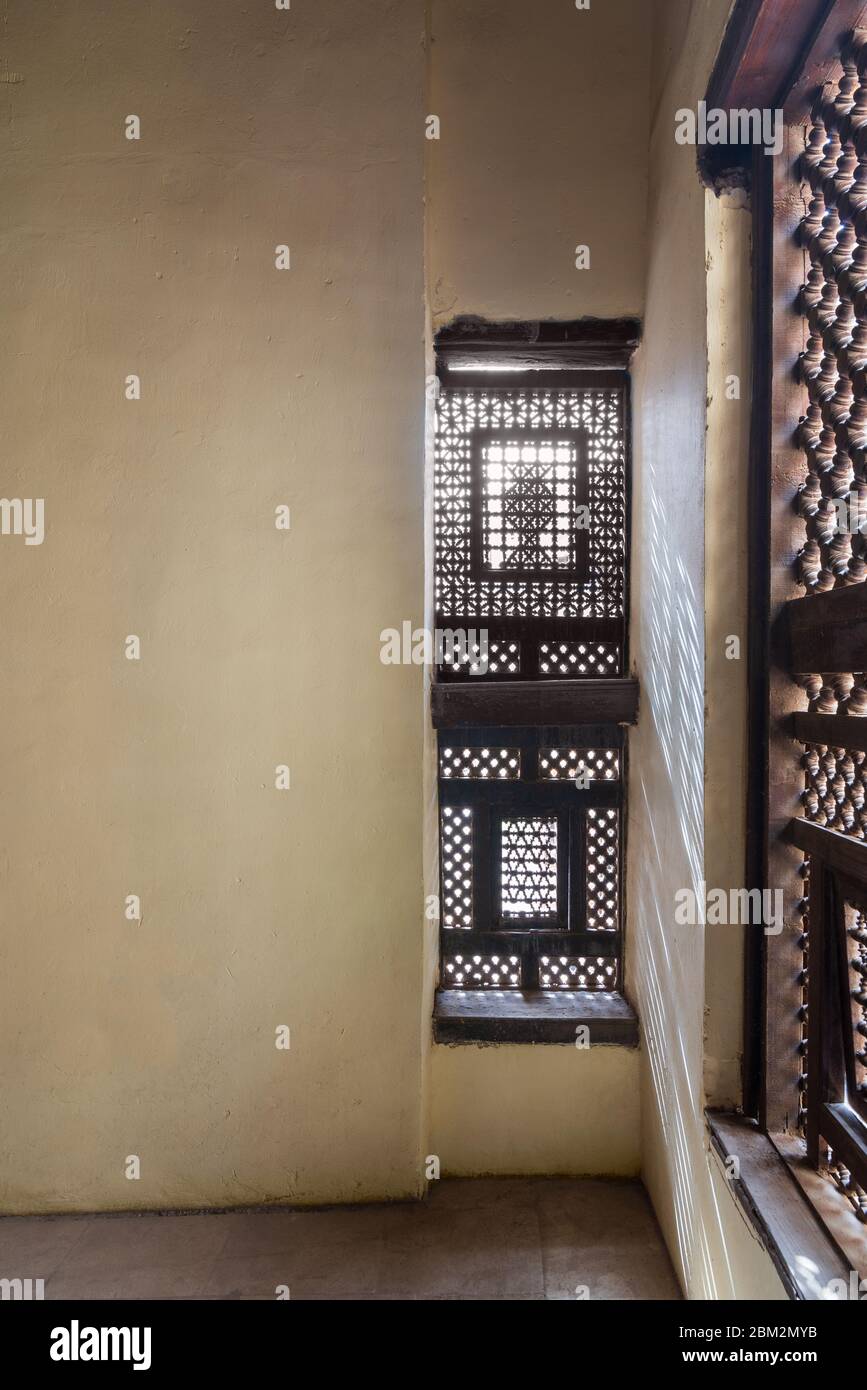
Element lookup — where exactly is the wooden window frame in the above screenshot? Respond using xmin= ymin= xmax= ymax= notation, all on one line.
xmin=468 ymin=428 xmax=592 ymax=585
xmin=431 ymin=321 xmax=640 ymax=1043
xmin=706 ymin=0 xmax=867 ymax=1277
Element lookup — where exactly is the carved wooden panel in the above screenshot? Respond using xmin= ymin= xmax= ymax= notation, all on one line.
xmin=777 ymin=32 xmax=867 ymax=1197
xmin=433 ymin=365 xmax=629 ymax=995
xmin=437 ymin=726 xmax=623 ymax=991
xmin=434 ymin=378 xmax=627 ymax=681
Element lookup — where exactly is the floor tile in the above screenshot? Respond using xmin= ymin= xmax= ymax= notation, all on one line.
xmin=3 ymin=1179 xmax=681 ymax=1301
xmin=0 ymin=1214 xmax=93 ymax=1278
xmin=52 ymin=1212 xmax=230 ymax=1273
xmin=378 ymin=1202 xmax=544 ymax=1299
xmin=46 ymin=1261 xmax=218 ymax=1301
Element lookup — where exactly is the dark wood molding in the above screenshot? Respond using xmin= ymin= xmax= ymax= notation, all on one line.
xmin=430 ymin=678 xmax=639 ymax=729
xmin=788 ymin=816 xmax=867 ymax=880
xmin=791 ymin=710 xmax=867 ymax=750
xmin=699 ymin=1 xmax=867 ymax=185
xmin=743 ymin=145 xmax=773 ymax=1122
xmin=783 ymin=584 xmax=867 ymax=673
xmin=784 ymin=1 xmax=867 ymax=122
xmin=707 ymin=1112 xmax=850 ymax=1299
xmin=434 ymin=317 xmax=641 ymax=372
xmin=706 ymin=0 xmax=837 ymax=114
xmin=433 ymin=988 xmax=638 ymax=1046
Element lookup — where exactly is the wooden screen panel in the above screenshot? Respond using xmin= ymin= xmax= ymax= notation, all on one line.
xmin=758 ymin=16 xmax=867 ymax=1191
xmin=433 ymin=375 xmax=628 ymax=681
xmin=437 ymin=725 xmax=623 ymax=992
xmin=470 ymin=430 xmax=591 ymax=582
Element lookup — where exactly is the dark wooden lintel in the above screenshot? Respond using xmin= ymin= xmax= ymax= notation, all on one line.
xmin=430 ymin=678 xmax=639 ymax=729
xmin=434 ymin=317 xmax=641 ymax=371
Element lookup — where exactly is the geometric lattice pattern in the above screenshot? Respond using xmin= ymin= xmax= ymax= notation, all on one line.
xmin=485 ymin=640 xmax=521 ymax=674
xmin=586 ymin=808 xmax=619 ymax=930
xmin=793 ymin=52 xmax=867 ymax=1209
xmin=539 ymin=747 xmax=620 ymax=781
xmin=501 ymin=816 xmax=559 ymax=918
xmin=798 ymin=671 xmax=867 ymax=721
xmin=539 ymin=955 xmax=618 ymax=990
xmin=443 ymin=953 xmax=521 ymax=988
xmin=441 ymin=806 xmax=473 ymax=929
xmin=796 ymin=54 xmax=867 ymax=601
xmin=440 ymin=638 xmax=520 ymax=676
xmin=440 ymin=746 xmax=521 ymax=780
xmin=435 ymin=387 xmax=625 ymax=620
xmin=437 ymin=734 xmax=623 ymax=987
xmin=845 ymin=902 xmax=867 ymax=1104
xmin=434 ymin=378 xmax=628 ymax=992
xmin=539 ymin=641 xmax=619 ymax=676
xmin=802 ymin=742 xmax=867 ymax=838
xmin=794 ymin=62 xmax=867 ymax=735
xmin=480 ymin=437 xmax=583 ymax=575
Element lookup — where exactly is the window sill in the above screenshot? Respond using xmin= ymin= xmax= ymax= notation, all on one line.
xmin=707 ymin=1113 xmax=854 ymax=1299
xmin=430 ymin=677 xmax=639 ymax=729
xmin=433 ymin=988 xmax=638 ymax=1046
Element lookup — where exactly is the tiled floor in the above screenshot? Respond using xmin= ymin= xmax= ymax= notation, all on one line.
xmin=0 ymin=1178 xmax=681 ymax=1301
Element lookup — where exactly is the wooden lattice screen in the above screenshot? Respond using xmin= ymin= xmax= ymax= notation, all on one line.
xmin=434 ymin=377 xmax=627 ymax=680
xmin=756 ymin=15 xmax=867 ymax=1218
xmin=432 ymin=363 xmax=631 ymax=993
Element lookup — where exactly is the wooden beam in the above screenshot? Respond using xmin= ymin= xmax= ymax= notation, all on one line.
xmin=784 ymin=584 xmax=867 ymax=673
xmin=792 ymin=711 xmax=867 ymax=751
xmin=700 ymin=2 xmax=867 ymax=185
xmin=788 ymin=817 xmax=867 ymax=881
xmin=705 ymin=0 xmax=836 ymax=114
xmin=434 ymin=316 xmax=641 ymax=371
xmin=430 ymin=678 xmax=639 ymax=729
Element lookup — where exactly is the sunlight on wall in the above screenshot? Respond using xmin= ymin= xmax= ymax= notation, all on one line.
xmin=627 ymin=0 xmax=787 ymax=1302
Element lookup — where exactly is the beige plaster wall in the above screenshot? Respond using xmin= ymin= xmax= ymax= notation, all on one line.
xmin=0 ymin=0 xmax=428 ymax=1213
xmin=627 ymin=0 xmax=786 ymax=1298
xmin=427 ymin=0 xmax=651 ymax=328
xmin=0 ymin=0 xmax=793 ymax=1294
xmin=430 ymin=1045 xmax=640 ymax=1177
xmin=424 ymin=0 xmax=650 ymax=1178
